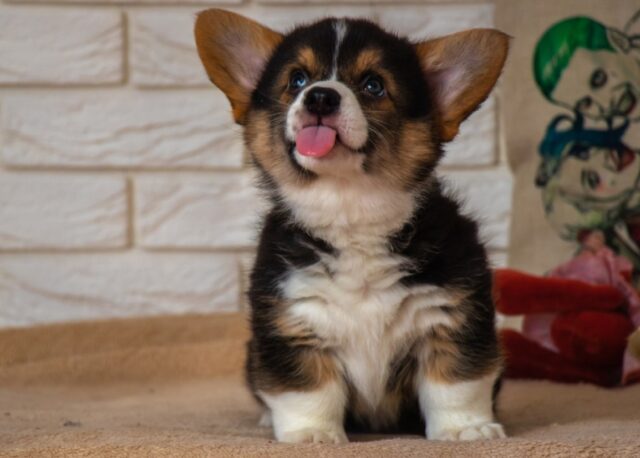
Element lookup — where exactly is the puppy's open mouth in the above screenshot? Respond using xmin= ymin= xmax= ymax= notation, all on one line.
xmin=295 ymin=125 xmax=338 ymax=158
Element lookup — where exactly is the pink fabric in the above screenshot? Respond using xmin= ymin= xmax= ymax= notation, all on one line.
xmin=546 ymin=244 xmax=640 ymax=385
xmin=522 ymin=313 xmax=558 ymax=352
xmin=549 ymin=247 xmax=640 ymax=325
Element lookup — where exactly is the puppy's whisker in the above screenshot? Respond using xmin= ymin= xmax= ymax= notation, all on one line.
xmin=254 ymin=91 xmax=291 ymax=109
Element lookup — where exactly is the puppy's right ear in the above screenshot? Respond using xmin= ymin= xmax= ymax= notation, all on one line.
xmin=415 ymin=29 xmax=509 ymax=142
xmin=195 ymin=9 xmax=283 ymax=124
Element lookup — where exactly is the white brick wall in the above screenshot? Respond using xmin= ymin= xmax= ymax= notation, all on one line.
xmin=0 ymin=174 xmax=128 ymax=249
xmin=0 ymin=8 xmax=123 ymax=84
xmin=135 ymin=172 xmax=262 ymax=249
xmin=0 ymin=0 xmax=511 ymax=328
xmin=1 ymin=91 xmax=243 ymax=168
xmin=0 ymin=253 xmax=239 ymax=327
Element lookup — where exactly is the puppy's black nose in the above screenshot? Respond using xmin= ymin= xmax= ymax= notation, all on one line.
xmin=304 ymin=87 xmax=341 ymax=116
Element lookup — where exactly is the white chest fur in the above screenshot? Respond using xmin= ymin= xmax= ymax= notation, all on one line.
xmin=279 ymin=176 xmax=456 ymax=409
xmin=283 ymin=242 xmax=456 ymax=409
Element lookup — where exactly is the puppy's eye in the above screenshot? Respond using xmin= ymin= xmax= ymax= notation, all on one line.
xmin=289 ymin=70 xmax=309 ymax=91
xmin=362 ymin=75 xmax=385 ymax=97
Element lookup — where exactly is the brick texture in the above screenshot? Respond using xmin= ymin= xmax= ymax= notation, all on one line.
xmin=1 ymin=92 xmax=243 ymax=169
xmin=0 ymin=7 xmax=123 ymax=85
xmin=129 ymin=4 xmax=493 ymax=87
xmin=0 ymin=253 xmax=240 ymax=327
xmin=441 ymin=168 xmax=513 ymax=250
xmin=0 ymin=0 xmax=510 ymax=327
xmin=130 ymin=12 xmax=210 ymax=87
xmin=0 ymin=174 xmax=128 ymax=250
xmin=135 ymin=172 xmax=262 ymax=249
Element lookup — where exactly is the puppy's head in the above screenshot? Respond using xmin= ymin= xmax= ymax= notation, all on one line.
xmin=195 ymin=10 xmax=508 ymax=191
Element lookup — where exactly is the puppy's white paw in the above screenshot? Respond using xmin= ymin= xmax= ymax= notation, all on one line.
xmin=433 ymin=422 xmax=506 ymax=441
xmin=279 ymin=426 xmax=348 ymax=444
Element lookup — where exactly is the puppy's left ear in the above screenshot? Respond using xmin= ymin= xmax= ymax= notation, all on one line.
xmin=195 ymin=9 xmax=283 ymax=124
xmin=415 ymin=29 xmax=510 ymax=142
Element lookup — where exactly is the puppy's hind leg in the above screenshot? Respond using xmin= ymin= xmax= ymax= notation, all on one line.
xmin=260 ymin=379 xmax=348 ymax=444
xmin=419 ymin=372 xmax=505 ymax=441
xmin=418 ymin=321 xmax=505 ymax=441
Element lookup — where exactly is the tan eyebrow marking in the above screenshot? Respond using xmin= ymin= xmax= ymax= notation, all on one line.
xmin=297 ymin=46 xmax=320 ymax=75
xmin=345 ymin=48 xmax=398 ymax=97
xmin=353 ymin=48 xmax=383 ymax=75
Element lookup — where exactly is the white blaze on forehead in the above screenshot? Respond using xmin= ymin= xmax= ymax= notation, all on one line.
xmin=331 ymin=19 xmax=348 ymax=80
xmin=283 ymin=19 xmax=368 ymax=177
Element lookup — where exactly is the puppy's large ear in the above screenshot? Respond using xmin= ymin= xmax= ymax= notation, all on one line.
xmin=195 ymin=9 xmax=283 ymax=124
xmin=415 ymin=29 xmax=509 ymax=142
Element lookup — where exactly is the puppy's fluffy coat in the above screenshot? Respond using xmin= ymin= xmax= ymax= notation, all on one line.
xmin=195 ymin=9 xmax=509 ymax=443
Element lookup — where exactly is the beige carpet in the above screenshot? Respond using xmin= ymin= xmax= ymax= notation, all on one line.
xmin=1 ymin=314 xmax=639 ymax=457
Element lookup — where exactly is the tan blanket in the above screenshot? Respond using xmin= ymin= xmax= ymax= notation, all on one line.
xmin=1 ymin=313 xmax=639 ymax=457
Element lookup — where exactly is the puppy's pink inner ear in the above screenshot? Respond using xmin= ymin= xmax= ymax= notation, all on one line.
xmin=427 ymin=66 xmax=467 ymax=112
xmin=231 ymin=42 xmax=272 ymax=91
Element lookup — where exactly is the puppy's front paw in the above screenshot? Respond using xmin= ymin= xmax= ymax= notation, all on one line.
xmin=279 ymin=426 xmax=348 ymax=444
xmin=432 ymin=422 xmax=506 ymax=441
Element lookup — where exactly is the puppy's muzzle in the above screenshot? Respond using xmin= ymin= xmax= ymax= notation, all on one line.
xmin=304 ymin=87 xmax=341 ymax=117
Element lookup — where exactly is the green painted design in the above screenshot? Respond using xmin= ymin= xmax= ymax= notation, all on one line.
xmin=531 ymin=10 xmax=640 ymax=280
xmin=534 ymin=16 xmax=614 ymax=100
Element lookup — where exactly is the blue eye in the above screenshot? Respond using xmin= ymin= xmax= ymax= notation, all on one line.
xmin=363 ymin=75 xmax=385 ymax=97
xmin=289 ymin=70 xmax=308 ymax=90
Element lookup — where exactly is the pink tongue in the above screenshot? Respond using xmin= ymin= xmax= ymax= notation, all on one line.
xmin=296 ymin=126 xmax=337 ymax=158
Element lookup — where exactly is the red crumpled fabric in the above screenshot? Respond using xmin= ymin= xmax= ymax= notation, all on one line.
xmin=547 ymin=245 xmax=640 ymax=384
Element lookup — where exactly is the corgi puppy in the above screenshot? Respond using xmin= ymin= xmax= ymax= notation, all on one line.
xmin=195 ymin=9 xmax=509 ymax=443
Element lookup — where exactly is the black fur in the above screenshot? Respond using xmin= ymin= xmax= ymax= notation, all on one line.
xmin=247 ymin=184 xmax=499 ymax=432
xmin=242 ymin=17 xmax=501 ymax=434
